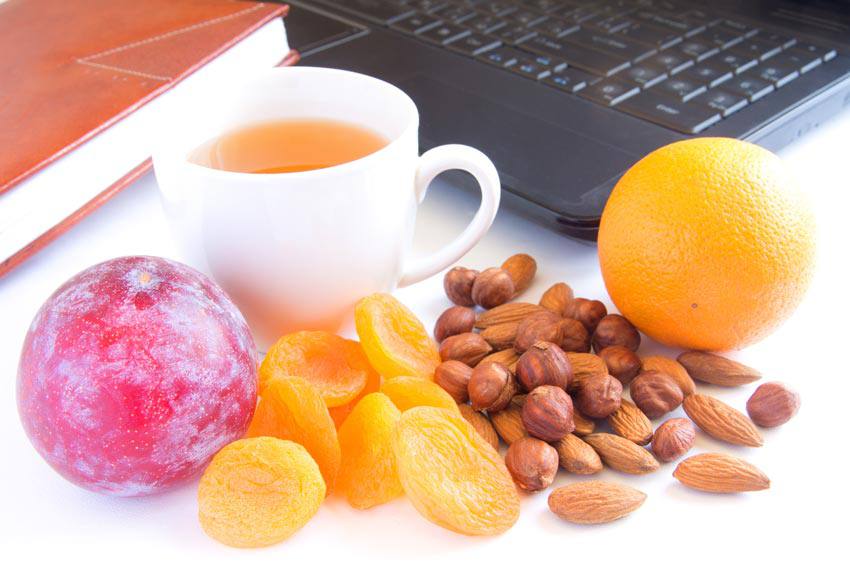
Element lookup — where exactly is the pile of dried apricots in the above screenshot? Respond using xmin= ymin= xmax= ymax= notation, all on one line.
xmin=197 ymin=253 xmax=798 ymax=547
xmin=197 ymin=288 xmax=522 ymax=547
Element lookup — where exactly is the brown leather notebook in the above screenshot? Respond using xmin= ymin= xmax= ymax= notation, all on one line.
xmin=0 ymin=0 xmax=294 ymax=277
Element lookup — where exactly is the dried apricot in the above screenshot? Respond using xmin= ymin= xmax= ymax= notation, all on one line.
xmin=246 ymin=376 xmax=340 ymax=491
xmin=328 ymin=369 xmax=382 ymax=429
xmin=355 ymin=293 xmax=440 ymax=379
xmin=336 ymin=393 xmax=403 ymax=509
xmin=197 ymin=437 xmax=324 ymax=548
xmin=260 ymin=331 xmax=378 ymax=407
xmin=392 ymin=406 xmax=520 ymax=536
xmin=380 ymin=376 xmax=460 ymax=413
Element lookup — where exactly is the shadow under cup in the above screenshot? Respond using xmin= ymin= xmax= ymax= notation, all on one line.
xmin=153 ymin=67 xmax=422 ymax=349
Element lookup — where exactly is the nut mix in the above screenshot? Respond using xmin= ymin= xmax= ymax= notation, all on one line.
xmin=197 ymin=251 xmax=802 ymax=546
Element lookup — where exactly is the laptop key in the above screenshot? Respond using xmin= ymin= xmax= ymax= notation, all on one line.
xmin=336 ymin=0 xmax=414 ymax=24
xmin=392 ymin=12 xmax=442 ymax=33
xmin=702 ymin=26 xmax=744 ymax=49
xmin=752 ymin=61 xmax=800 ymax=87
xmin=721 ymin=19 xmax=759 ymax=38
xmin=431 ymin=5 xmax=476 ymax=23
xmin=643 ymin=50 xmax=693 ymax=75
xmin=724 ymin=73 xmax=775 ymax=102
xmin=730 ymin=38 xmax=782 ymax=61
xmin=463 ymin=13 xmax=507 ymax=34
xmin=632 ymin=10 xmax=704 ymax=37
xmin=449 ymin=33 xmax=502 ymax=56
xmin=757 ymin=32 xmax=796 ymax=50
xmin=509 ymin=55 xmax=556 ymax=80
xmin=619 ymin=92 xmax=721 ymax=133
xmin=478 ymin=45 xmax=522 ymax=67
xmin=693 ymin=89 xmax=748 ymax=117
xmin=716 ymin=51 xmax=758 ymax=74
xmin=536 ymin=17 xmax=579 ymax=38
xmin=584 ymin=14 xmax=633 ymax=34
xmin=615 ymin=21 xmax=682 ymax=49
xmin=495 ymin=24 xmax=538 ymax=45
xmin=522 ymin=0 xmax=561 ymax=12
xmin=579 ymin=78 xmax=640 ymax=106
xmin=522 ymin=35 xmax=631 ymax=76
xmin=678 ymin=38 xmax=719 ymax=61
xmin=681 ymin=63 xmax=733 ymax=87
xmin=771 ymin=49 xmax=822 ymax=74
xmin=622 ymin=63 xmax=668 ymax=88
xmin=794 ymin=42 xmax=837 ymax=62
xmin=407 ymin=0 xmax=447 ymax=13
xmin=479 ymin=2 xmax=518 ymax=17
xmin=419 ymin=22 xmax=471 ymax=44
xmin=562 ymin=29 xmax=656 ymax=62
xmin=506 ymin=9 xmax=548 ymax=27
xmin=543 ymin=67 xmax=596 ymax=93
xmin=654 ymin=75 xmax=707 ymax=101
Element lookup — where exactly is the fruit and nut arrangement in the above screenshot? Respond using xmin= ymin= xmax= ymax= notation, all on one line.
xmin=434 ymin=253 xmax=799 ymax=523
xmin=17 ymin=250 xmax=802 ymax=548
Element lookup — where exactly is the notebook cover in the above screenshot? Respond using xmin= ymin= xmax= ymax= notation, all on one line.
xmin=0 ymin=0 xmax=294 ymax=278
xmin=0 ymin=0 xmax=288 ymax=195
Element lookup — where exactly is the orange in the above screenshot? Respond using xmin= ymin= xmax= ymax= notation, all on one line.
xmin=598 ymin=138 xmax=816 ymax=351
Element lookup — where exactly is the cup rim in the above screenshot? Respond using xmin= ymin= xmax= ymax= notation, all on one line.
xmin=156 ymin=66 xmax=420 ymax=182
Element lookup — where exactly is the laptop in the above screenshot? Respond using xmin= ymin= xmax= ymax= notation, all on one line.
xmin=277 ymin=0 xmax=850 ymax=239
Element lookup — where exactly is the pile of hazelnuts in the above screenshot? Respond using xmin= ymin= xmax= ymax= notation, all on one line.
xmin=431 ymin=253 xmax=680 ymax=491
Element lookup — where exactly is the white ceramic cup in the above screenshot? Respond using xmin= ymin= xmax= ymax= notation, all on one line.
xmin=153 ymin=67 xmax=500 ymax=348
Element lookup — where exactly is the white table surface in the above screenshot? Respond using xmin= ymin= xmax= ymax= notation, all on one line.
xmin=2 ymin=111 xmax=849 ymax=564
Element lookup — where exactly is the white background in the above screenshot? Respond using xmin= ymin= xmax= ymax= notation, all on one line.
xmin=2 ymin=109 xmax=849 ymax=564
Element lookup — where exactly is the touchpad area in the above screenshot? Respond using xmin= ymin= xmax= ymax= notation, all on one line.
xmin=398 ymin=74 xmax=638 ymax=220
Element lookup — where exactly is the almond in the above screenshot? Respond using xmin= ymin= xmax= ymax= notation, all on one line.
xmin=501 ymin=253 xmax=537 ymax=295
xmin=583 ymin=433 xmax=660 ymax=475
xmin=553 ymin=434 xmax=603 ymax=475
xmin=572 ymin=408 xmax=596 ymax=436
xmin=641 ymin=355 xmax=696 ymax=396
xmin=457 ymin=404 xmax=500 ymax=451
xmin=673 ymin=453 xmax=770 ymax=493
xmin=490 ymin=397 xmax=527 ymax=445
xmin=478 ymin=348 xmax=520 ymax=372
xmin=548 ymin=481 xmax=646 ymax=524
xmin=683 ymin=394 xmax=763 ymax=447
xmin=608 ymin=400 xmax=653 ymax=445
xmin=539 ymin=282 xmax=575 ymax=317
xmin=565 ymin=352 xmax=608 ymax=392
xmin=480 ymin=321 xmax=519 ymax=351
xmin=475 ymin=302 xmax=547 ymax=329
xmin=677 ymin=351 xmax=761 ymax=387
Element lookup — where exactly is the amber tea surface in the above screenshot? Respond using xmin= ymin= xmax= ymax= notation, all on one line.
xmin=191 ymin=118 xmax=389 ymax=174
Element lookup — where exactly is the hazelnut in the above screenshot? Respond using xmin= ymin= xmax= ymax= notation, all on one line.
xmin=439 ymin=332 xmax=492 ymax=366
xmin=574 ymin=374 xmax=622 ymax=418
xmin=516 ymin=341 xmax=572 ymax=391
xmin=539 ymin=282 xmax=575 ymax=317
xmin=651 ymin=418 xmax=696 ymax=462
xmin=443 ymin=267 xmax=479 ymax=306
xmin=522 ymin=385 xmax=575 ymax=442
xmin=471 ymin=267 xmax=515 ymax=309
xmin=469 ymin=361 xmax=518 ymax=412
xmin=746 ymin=381 xmax=800 ymax=427
xmin=571 ymin=298 xmax=607 ymax=332
xmin=505 ymin=437 xmax=559 ymax=492
xmin=514 ymin=311 xmax=562 ymax=353
xmin=630 ymin=370 xmax=683 ymax=419
xmin=592 ymin=314 xmax=641 ymax=352
xmin=433 ymin=306 xmax=476 ymax=342
xmin=558 ymin=317 xmax=591 ymax=353
xmin=599 ymin=345 xmax=641 ymax=385
xmin=434 ymin=360 xmax=473 ymax=403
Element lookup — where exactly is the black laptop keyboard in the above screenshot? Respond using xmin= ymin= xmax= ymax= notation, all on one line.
xmin=326 ymin=0 xmax=840 ymax=134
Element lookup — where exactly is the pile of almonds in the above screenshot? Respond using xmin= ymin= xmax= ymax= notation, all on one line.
xmin=434 ymin=254 xmax=801 ymax=524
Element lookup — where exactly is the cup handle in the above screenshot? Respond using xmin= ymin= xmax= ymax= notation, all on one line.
xmin=398 ymin=144 xmax=501 ymax=288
